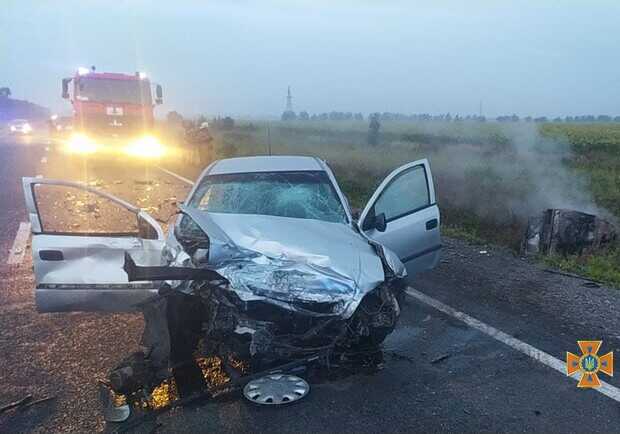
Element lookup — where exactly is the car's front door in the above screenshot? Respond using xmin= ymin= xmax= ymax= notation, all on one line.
xmin=23 ymin=177 xmax=165 ymax=312
xmin=358 ymin=159 xmax=441 ymax=275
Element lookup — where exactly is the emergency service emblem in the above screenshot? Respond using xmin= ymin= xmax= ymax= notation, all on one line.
xmin=566 ymin=340 xmax=613 ymax=388
xmin=106 ymin=106 xmax=124 ymax=116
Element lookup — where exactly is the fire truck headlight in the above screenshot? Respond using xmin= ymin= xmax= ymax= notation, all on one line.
xmin=22 ymin=123 xmax=32 ymax=133
xmin=66 ymin=133 xmax=98 ymax=154
xmin=124 ymin=136 xmax=165 ymax=158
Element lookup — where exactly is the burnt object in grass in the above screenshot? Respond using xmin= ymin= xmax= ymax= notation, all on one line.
xmin=522 ymin=209 xmax=616 ymax=256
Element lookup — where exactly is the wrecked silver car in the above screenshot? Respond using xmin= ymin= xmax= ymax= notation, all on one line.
xmin=23 ymin=156 xmax=441 ymax=395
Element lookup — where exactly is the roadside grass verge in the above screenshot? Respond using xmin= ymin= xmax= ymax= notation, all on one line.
xmin=542 ymin=249 xmax=620 ymax=288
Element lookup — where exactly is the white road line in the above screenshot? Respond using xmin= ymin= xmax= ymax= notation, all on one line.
xmin=6 ymin=222 xmax=31 ymax=265
xmin=405 ymin=287 xmax=620 ymax=403
xmin=157 ymin=166 xmax=195 ymax=186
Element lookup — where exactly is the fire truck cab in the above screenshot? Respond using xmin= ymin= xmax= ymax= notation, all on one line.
xmin=60 ymin=67 xmax=164 ymax=157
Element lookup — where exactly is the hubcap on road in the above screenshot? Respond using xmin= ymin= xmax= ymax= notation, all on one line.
xmin=243 ymin=374 xmax=309 ymax=405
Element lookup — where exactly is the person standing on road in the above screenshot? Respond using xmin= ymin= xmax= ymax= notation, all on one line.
xmin=185 ymin=121 xmax=214 ymax=167
xmin=368 ymin=113 xmax=381 ymax=146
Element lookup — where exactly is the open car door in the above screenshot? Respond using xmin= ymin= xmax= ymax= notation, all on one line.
xmin=358 ymin=159 xmax=441 ymax=275
xmin=23 ymin=177 xmax=165 ymax=313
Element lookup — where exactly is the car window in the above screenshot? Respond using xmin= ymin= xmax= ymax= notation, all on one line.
xmin=374 ymin=165 xmax=429 ymax=221
xmin=33 ymin=184 xmax=138 ymax=234
xmin=189 ymin=171 xmax=347 ymax=223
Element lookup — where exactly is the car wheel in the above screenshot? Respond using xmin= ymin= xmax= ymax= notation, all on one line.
xmin=345 ymin=285 xmax=401 ymax=348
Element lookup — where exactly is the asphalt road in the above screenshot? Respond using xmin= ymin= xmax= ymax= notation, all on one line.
xmin=0 ymin=136 xmax=619 ymax=433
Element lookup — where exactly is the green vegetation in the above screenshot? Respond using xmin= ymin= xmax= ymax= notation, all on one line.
xmin=540 ymin=123 xmax=620 ymax=218
xmin=175 ymin=119 xmax=619 ymax=287
xmin=542 ymin=249 xmax=620 ymax=287
xmin=541 ymin=123 xmax=620 ymax=155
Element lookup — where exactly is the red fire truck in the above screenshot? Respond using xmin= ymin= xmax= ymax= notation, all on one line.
xmin=60 ymin=66 xmax=165 ymax=157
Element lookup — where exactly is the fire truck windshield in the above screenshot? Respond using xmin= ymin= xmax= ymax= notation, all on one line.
xmin=76 ymin=77 xmax=152 ymax=105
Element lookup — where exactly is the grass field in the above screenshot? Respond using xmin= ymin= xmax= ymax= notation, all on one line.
xmin=172 ymin=119 xmax=620 ymax=287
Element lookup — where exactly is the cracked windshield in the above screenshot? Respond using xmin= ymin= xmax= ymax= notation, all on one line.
xmin=190 ymin=171 xmax=347 ymax=223
xmin=1 ymin=1 xmax=619 ymax=433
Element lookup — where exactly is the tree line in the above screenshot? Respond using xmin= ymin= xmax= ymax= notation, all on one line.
xmin=282 ymin=110 xmax=620 ymax=123
xmin=496 ymin=114 xmax=620 ymax=123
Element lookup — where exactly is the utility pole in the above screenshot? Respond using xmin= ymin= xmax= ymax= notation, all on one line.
xmin=479 ymin=100 xmax=483 ymax=118
xmin=286 ymin=86 xmax=293 ymax=112
xmin=267 ymin=124 xmax=272 ymax=156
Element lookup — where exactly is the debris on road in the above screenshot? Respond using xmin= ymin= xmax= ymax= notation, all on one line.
xmin=0 ymin=393 xmax=54 ymax=415
xmin=543 ymin=268 xmax=603 ymax=285
xmin=18 ymin=395 xmax=56 ymax=412
xmin=243 ymin=374 xmax=310 ymax=405
xmin=141 ymin=206 xmax=159 ymax=214
xmin=111 ymin=354 xmax=323 ymax=433
xmin=430 ymin=353 xmax=451 ymax=364
xmin=385 ymin=350 xmax=416 ymax=364
xmin=0 ymin=395 xmax=33 ymax=414
xmin=99 ymin=383 xmax=130 ymax=423
xmin=522 ymin=209 xmax=617 ymax=256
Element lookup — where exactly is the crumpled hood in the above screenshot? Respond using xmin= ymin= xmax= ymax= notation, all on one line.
xmin=179 ymin=209 xmax=391 ymax=318
xmin=208 ymin=213 xmax=384 ymax=284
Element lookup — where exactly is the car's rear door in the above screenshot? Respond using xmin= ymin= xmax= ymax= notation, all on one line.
xmin=358 ymin=159 xmax=441 ymax=275
xmin=23 ymin=177 xmax=165 ymax=312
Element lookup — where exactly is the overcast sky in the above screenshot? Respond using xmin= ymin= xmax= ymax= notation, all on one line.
xmin=2 ymin=1 xmax=619 ymax=118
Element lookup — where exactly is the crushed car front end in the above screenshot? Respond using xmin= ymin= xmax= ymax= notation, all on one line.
xmin=113 ymin=208 xmax=407 ymax=396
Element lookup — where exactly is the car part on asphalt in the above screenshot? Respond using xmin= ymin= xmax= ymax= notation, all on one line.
xmin=0 ymin=394 xmax=57 ymax=415
xmin=99 ymin=383 xmax=130 ymax=423
xmin=543 ymin=268 xmax=603 ymax=285
xmin=243 ymin=374 xmax=310 ymax=405
xmin=113 ymin=354 xmax=324 ymax=433
xmin=0 ymin=395 xmax=33 ymax=414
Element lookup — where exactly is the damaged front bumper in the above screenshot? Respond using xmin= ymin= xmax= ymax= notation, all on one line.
xmin=115 ymin=253 xmax=403 ymax=396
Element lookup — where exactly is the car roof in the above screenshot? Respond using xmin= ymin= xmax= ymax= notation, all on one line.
xmin=209 ymin=155 xmax=324 ymax=175
xmin=9 ymin=119 xmax=28 ymax=123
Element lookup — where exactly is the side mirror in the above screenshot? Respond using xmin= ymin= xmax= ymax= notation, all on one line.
xmin=174 ymin=213 xmax=210 ymax=254
xmin=155 ymin=84 xmax=163 ymax=105
xmin=62 ymin=78 xmax=71 ymax=99
xmin=375 ymin=212 xmax=387 ymax=232
xmin=351 ymin=207 xmax=361 ymax=221
xmin=361 ymin=209 xmax=387 ymax=232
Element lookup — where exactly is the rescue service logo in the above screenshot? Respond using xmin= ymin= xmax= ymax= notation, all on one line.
xmin=566 ymin=340 xmax=613 ymax=388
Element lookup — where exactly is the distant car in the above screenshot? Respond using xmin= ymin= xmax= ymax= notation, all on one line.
xmin=23 ymin=155 xmax=441 ymax=391
xmin=8 ymin=119 xmax=33 ymax=135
